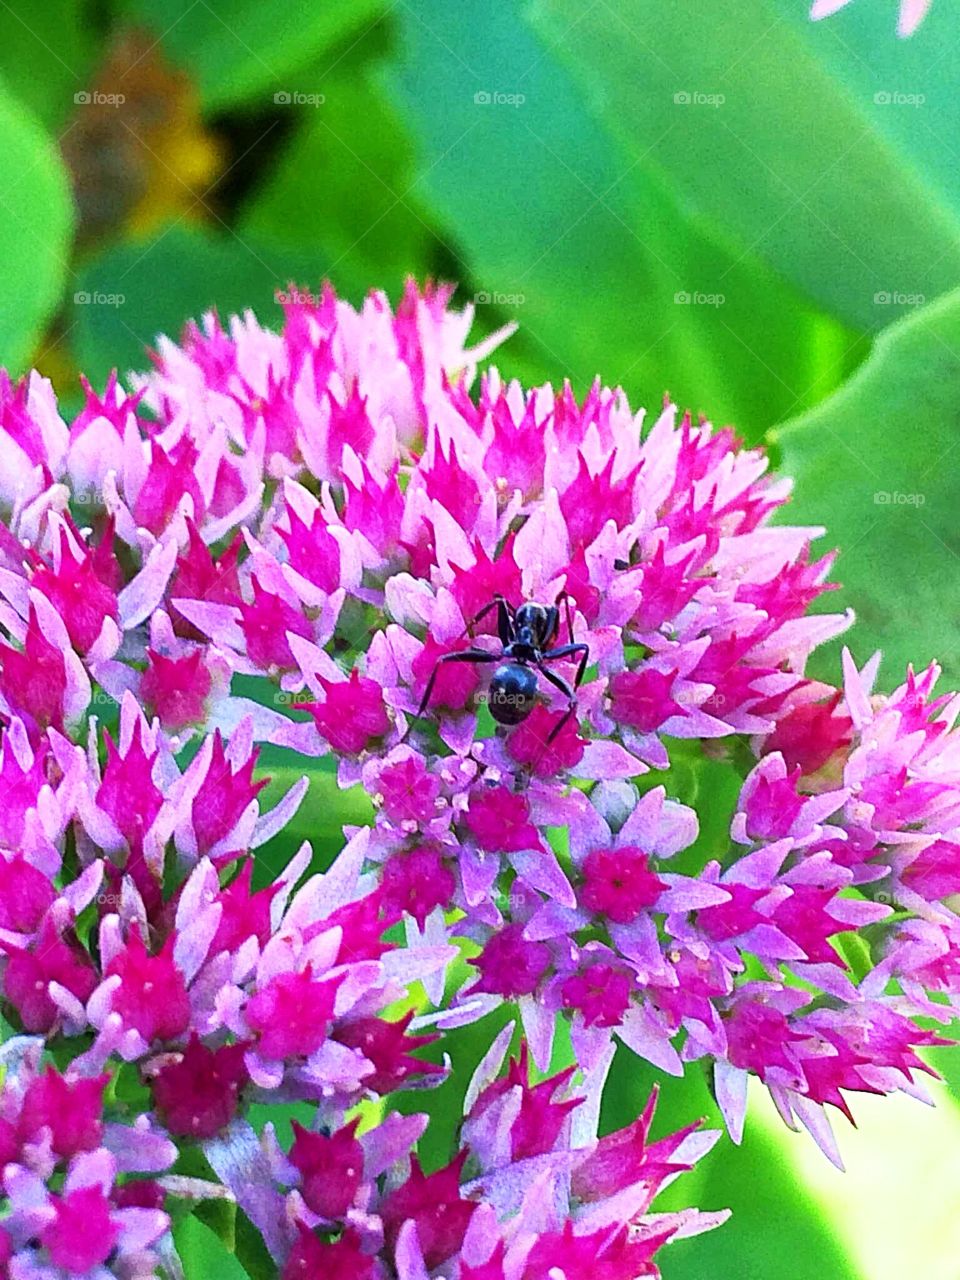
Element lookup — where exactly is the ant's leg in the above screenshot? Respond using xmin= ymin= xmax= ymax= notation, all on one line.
xmin=557 ymin=590 xmax=577 ymax=646
xmin=495 ymin=596 xmax=514 ymax=647
xmin=535 ymin=662 xmax=579 ymax=746
xmin=463 ymin=595 xmax=515 ymax=645
xmin=537 ymin=663 xmax=575 ymax=703
xmin=402 ymin=649 xmax=499 ymax=741
xmin=543 ymin=704 xmax=576 ymax=748
xmin=540 ymin=605 xmax=560 ymax=649
xmin=463 ymin=599 xmax=500 ymax=637
xmin=542 ymin=642 xmax=590 ymax=690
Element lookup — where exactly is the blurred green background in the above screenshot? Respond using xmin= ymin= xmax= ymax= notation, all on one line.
xmin=3 ymin=0 xmax=960 ymax=1273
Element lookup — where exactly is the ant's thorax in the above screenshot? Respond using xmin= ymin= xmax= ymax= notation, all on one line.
xmin=504 ymin=637 xmax=540 ymax=664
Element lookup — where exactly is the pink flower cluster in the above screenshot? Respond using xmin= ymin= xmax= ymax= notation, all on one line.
xmin=0 ymin=278 xmax=955 ymax=1271
xmin=220 ymin=1036 xmax=726 ymax=1278
xmin=0 ymin=1039 xmax=174 ymax=1279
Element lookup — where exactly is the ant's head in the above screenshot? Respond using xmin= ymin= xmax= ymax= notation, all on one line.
xmin=514 ymin=602 xmax=558 ymax=649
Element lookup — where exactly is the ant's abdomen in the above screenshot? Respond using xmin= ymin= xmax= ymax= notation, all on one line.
xmin=487 ymin=663 xmax=538 ymax=725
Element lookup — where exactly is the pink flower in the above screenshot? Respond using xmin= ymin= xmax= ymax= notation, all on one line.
xmin=188 ymin=731 xmax=269 ymax=856
xmin=41 ymin=1184 xmax=122 ymax=1271
xmin=247 ymin=967 xmax=343 ymax=1059
xmin=760 ymin=688 xmax=853 ymax=776
xmin=3 ymin=916 xmax=97 ymax=1033
xmin=95 ymin=719 xmax=165 ymax=856
xmin=18 ymin=1068 xmax=108 ymax=1159
xmin=240 ymin=577 xmax=313 ymax=671
xmin=466 ymin=1047 xmax=580 ymax=1162
xmin=0 ymin=605 xmax=70 ymax=730
xmin=289 ymin=1117 xmax=364 ymax=1219
xmin=301 ymin=669 xmax=391 ymax=755
xmin=811 ymin=0 xmax=932 ymax=38
xmin=579 ymin=847 xmax=667 ymax=923
xmin=368 ymin=1041 xmax=725 ymax=1279
xmin=505 ymin=704 xmax=588 ymax=777
xmin=609 ymin=666 xmax=685 ymax=735
xmin=472 ymin=925 xmax=553 ymax=998
xmin=520 ymin=1221 xmax=665 ymax=1280
xmin=0 ymin=371 xmax=67 ymax=507
xmin=141 ymin=646 xmax=213 ymax=730
xmin=277 ymin=502 xmax=342 ymax=593
xmin=169 ymin=520 xmax=243 ymax=630
xmin=151 ymin=1036 xmax=249 ymax=1138
xmin=376 ymin=753 xmax=441 ymax=824
xmin=562 ymin=964 xmax=634 ymax=1028
xmin=30 ymin=522 xmax=120 ymax=653
xmin=465 ymin=785 xmax=542 ymax=853
xmin=0 ymin=1046 xmax=175 ymax=1277
xmin=0 ymin=853 xmax=56 ymax=933
xmin=381 ymin=1152 xmax=476 ymax=1269
xmin=106 ymin=932 xmax=192 ymax=1042
xmin=333 ymin=1012 xmax=443 ymax=1093
xmin=381 ymin=844 xmax=456 ymax=927
xmin=282 ymin=1227 xmax=377 ymax=1280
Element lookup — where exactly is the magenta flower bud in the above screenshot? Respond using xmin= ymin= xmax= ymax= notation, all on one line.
xmin=152 ymin=1036 xmax=249 ymax=1138
xmin=302 ymin=668 xmax=391 ymax=755
xmin=289 ymin=1117 xmax=363 ymax=1219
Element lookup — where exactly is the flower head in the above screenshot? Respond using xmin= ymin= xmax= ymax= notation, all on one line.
xmin=0 ymin=275 xmax=950 ymax=1276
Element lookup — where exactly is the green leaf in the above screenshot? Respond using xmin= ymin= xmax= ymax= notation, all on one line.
xmin=251 ymin=759 xmax=374 ymax=888
xmin=0 ymin=0 xmax=95 ymax=128
xmin=389 ymin=1006 xmax=517 ymax=1171
xmin=636 ymin=745 xmax=743 ymax=877
xmin=771 ymin=0 xmax=960 ymax=229
xmin=775 ymin=286 xmax=960 ymax=689
xmin=753 ymin=1073 xmax=960 ymax=1280
xmin=246 ymin=1100 xmax=314 ymax=1149
xmin=233 ymin=1211 xmax=277 ymax=1280
xmin=173 ymin=1214 xmax=249 ymax=1280
xmin=386 ymin=0 xmax=859 ymax=442
xmin=238 ymin=50 xmax=440 ymax=299
xmin=0 ymin=83 xmax=73 ymax=372
xmin=532 ymin=0 xmax=960 ymax=334
xmin=125 ymin=0 xmax=387 ymax=112
xmin=601 ymin=1050 xmax=863 ymax=1280
xmin=834 ymin=931 xmax=875 ymax=986
xmin=607 ymin=1035 xmax=960 ymax=1280
xmin=72 ymin=225 xmax=324 ymax=385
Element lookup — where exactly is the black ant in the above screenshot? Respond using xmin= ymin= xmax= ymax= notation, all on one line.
xmin=405 ymin=594 xmax=589 ymax=746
